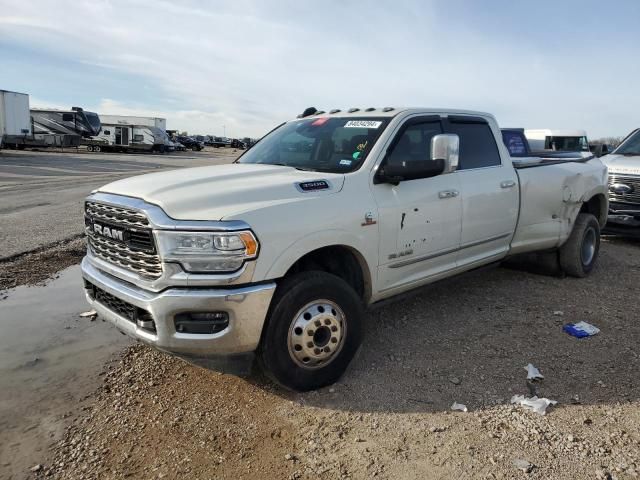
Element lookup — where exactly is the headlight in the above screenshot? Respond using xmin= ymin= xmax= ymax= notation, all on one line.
xmin=155 ymin=230 xmax=258 ymax=273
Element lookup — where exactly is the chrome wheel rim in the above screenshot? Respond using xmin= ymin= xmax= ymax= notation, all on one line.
xmin=581 ymin=227 xmax=597 ymax=266
xmin=287 ymin=300 xmax=346 ymax=369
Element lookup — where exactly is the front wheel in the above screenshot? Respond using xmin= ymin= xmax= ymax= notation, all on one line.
xmin=259 ymin=271 xmax=364 ymax=391
xmin=559 ymin=213 xmax=600 ymax=277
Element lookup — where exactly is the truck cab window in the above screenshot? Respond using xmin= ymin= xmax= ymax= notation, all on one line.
xmin=384 ymin=121 xmax=444 ymax=180
xmin=447 ymin=122 xmax=501 ymax=170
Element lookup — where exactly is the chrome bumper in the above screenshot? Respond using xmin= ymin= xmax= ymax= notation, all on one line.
xmin=81 ymin=257 xmax=276 ymax=357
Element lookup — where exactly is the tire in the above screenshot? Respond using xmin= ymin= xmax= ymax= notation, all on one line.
xmin=87 ymin=145 xmax=94 ymax=152
xmin=259 ymin=271 xmax=364 ymax=391
xmin=559 ymin=213 xmax=600 ymax=277
xmin=94 ymin=145 xmax=102 ymax=152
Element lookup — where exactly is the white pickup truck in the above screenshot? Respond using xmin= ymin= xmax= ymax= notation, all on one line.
xmin=81 ymin=107 xmax=608 ymax=391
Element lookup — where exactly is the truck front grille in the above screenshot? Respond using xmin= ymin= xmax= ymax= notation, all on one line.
xmin=608 ymin=174 xmax=640 ymax=205
xmin=85 ymin=201 xmax=150 ymax=228
xmin=84 ymin=280 xmax=156 ymax=332
xmin=85 ymin=201 xmax=162 ymax=279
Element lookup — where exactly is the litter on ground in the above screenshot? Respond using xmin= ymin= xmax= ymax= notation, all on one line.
xmin=79 ymin=309 xmax=97 ymax=318
xmin=451 ymin=402 xmax=468 ymax=412
xmin=563 ymin=321 xmax=600 ymax=338
xmin=525 ymin=363 xmax=544 ymax=380
xmin=511 ymin=395 xmax=557 ymax=415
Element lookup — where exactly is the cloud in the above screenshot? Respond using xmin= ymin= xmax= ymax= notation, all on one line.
xmin=1 ymin=0 xmax=639 ymax=137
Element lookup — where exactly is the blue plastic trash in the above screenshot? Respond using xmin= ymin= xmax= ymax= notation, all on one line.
xmin=563 ymin=321 xmax=600 ymax=338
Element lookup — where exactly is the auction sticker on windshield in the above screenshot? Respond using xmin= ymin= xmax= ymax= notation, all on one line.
xmin=344 ymin=120 xmax=383 ymax=129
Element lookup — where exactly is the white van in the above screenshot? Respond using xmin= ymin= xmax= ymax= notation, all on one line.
xmin=525 ymin=129 xmax=590 ymax=154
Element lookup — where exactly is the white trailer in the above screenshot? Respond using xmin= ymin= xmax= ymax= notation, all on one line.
xmin=86 ymin=123 xmax=165 ymax=153
xmin=0 ymin=90 xmax=31 ymax=148
xmin=99 ymin=115 xmax=166 ymax=131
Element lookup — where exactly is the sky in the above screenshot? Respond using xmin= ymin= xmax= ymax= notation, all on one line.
xmin=1 ymin=0 xmax=639 ymax=139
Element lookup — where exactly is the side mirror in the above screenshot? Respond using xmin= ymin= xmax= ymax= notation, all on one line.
xmin=431 ymin=134 xmax=459 ymax=173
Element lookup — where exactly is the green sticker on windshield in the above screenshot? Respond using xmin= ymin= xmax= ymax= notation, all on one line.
xmin=352 ymin=151 xmax=361 ymax=160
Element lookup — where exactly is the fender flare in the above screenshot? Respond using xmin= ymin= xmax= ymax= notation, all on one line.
xmin=264 ymin=229 xmax=375 ymax=297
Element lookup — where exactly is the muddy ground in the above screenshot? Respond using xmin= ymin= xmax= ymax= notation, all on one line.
xmin=0 ymin=237 xmax=86 ymax=292
xmin=13 ymin=237 xmax=637 ymax=480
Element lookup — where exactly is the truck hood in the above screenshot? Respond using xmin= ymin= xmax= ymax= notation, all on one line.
xmin=98 ymin=163 xmax=345 ymax=221
xmin=602 ymin=154 xmax=640 ymax=176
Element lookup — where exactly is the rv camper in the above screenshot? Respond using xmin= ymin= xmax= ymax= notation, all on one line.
xmin=99 ymin=115 xmax=166 ymax=131
xmin=8 ymin=107 xmax=101 ymax=148
xmin=0 ymin=90 xmax=31 ymax=149
xmin=87 ymin=123 xmax=166 ymax=153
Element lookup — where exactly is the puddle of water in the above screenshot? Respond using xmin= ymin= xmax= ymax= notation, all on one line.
xmin=0 ymin=265 xmax=130 ymax=478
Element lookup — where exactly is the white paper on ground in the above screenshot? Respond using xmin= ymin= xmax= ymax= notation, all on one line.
xmin=451 ymin=402 xmax=468 ymax=412
xmin=79 ymin=310 xmax=97 ymax=318
xmin=573 ymin=321 xmax=600 ymax=336
xmin=525 ymin=363 xmax=544 ymax=380
xmin=510 ymin=395 xmax=557 ymax=415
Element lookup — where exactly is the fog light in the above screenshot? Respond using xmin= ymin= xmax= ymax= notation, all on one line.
xmin=174 ymin=312 xmax=229 ymax=334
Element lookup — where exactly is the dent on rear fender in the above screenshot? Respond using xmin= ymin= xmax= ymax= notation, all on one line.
xmin=559 ymin=170 xmax=607 ymax=238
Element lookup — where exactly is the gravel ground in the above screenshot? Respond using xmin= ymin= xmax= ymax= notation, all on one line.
xmin=26 ymin=237 xmax=639 ymax=480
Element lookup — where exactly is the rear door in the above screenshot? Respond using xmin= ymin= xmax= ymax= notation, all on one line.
xmin=444 ymin=116 xmax=518 ymax=267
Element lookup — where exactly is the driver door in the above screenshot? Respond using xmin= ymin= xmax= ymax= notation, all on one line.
xmin=373 ymin=116 xmax=462 ymax=295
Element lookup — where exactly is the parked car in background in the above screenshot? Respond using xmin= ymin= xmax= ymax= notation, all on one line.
xmin=212 ymin=136 xmax=231 ymax=148
xmin=80 ymin=107 xmax=608 ymax=391
xmin=172 ymin=140 xmax=187 ymax=151
xmin=601 ymin=128 xmax=640 ymax=235
xmin=176 ymin=135 xmax=204 ymax=151
xmin=230 ymin=138 xmax=246 ymax=149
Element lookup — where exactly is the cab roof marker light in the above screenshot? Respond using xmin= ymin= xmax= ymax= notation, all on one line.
xmin=382 ymin=107 xmax=395 ymax=112
xmin=365 ymin=107 xmax=376 ymax=112
xmin=329 ymin=109 xmax=341 ymax=114
xmin=348 ymin=108 xmax=360 ymax=113
xmin=298 ymin=107 xmax=318 ymax=118
xmin=315 ymin=110 xmax=326 ymax=115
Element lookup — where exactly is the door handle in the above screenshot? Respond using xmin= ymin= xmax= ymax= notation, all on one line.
xmin=438 ymin=189 xmax=459 ymax=199
xmin=500 ymin=180 xmax=516 ymax=189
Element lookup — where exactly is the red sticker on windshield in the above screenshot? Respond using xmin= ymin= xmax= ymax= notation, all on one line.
xmin=311 ymin=117 xmax=329 ymax=126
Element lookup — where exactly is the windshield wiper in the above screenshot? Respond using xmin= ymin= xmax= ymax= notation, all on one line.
xmin=620 ymin=152 xmax=640 ymax=156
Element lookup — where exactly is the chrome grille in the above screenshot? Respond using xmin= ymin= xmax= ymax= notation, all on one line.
xmin=608 ymin=174 xmax=640 ymax=205
xmin=85 ymin=201 xmax=162 ymax=279
xmin=85 ymin=201 xmax=149 ymax=228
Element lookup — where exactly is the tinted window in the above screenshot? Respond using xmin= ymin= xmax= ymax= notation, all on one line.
xmin=103 ymin=130 xmax=110 ymax=135
xmin=384 ymin=120 xmax=444 ymax=180
xmin=133 ymin=134 xmax=144 ymax=142
xmin=447 ymin=122 xmax=501 ymax=169
xmin=387 ymin=121 xmax=442 ymax=166
xmin=501 ymin=131 xmax=529 ymax=157
xmin=62 ymin=113 xmax=74 ymax=122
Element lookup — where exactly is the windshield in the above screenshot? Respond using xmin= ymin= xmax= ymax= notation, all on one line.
xmin=545 ymin=135 xmax=589 ymax=152
xmin=237 ymin=117 xmax=390 ymax=173
xmin=614 ymin=130 xmax=640 ymax=156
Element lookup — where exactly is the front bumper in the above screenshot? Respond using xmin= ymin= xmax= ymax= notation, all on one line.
xmin=606 ymin=202 xmax=640 ymax=234
xmin=81 ymin=257 xmax=276 ymax=357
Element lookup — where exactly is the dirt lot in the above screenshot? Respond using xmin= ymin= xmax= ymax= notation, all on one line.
xmin=17 ymin=237 xmax=637 ymax=480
